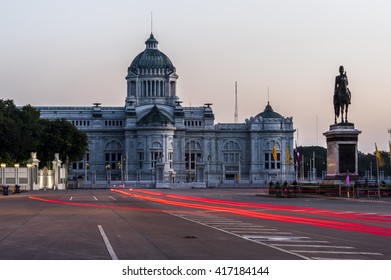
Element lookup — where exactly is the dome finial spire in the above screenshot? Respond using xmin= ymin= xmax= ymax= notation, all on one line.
xmin=267 ymin=86 xmax=270 ymax=105
xmin=264 ymin=87 xmax=273 ymax=112
xmin=145 ymin=12 xmax=158 ymax=49
xmin=150 ymin=11 xmax=153 ymax=35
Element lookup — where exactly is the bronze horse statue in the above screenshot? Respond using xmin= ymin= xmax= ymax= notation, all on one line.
xmin=334 ymin=66 xmax=351 ymax=124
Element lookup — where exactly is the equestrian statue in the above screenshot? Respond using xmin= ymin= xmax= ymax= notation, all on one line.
xmin=333 ymin=65 xmax=352 ymax=124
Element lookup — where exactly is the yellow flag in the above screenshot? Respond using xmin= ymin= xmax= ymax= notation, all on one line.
xmin=272 ymin=144 xmax=277 ymax=161
xmin=286 ymin=145 xmax=291 ymax=167
xmin=375 ymin=143 xmax=384 ymax=167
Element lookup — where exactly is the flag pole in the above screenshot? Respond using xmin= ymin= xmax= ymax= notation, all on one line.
xmin=389 ymin=140 xmax=391 ymax=179
xmin=376 ymin=143 xmax=380 ymax=187
xmin=388 ymin=128 xmax=391 ymax=178
xmin=313 ymin=151 xmax=315 ymax=181
xmin=377 ymin=156 xmax=380 ymax=187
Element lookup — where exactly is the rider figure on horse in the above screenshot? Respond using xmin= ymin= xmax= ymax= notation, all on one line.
xmin=334 ymin=65 xmax=351 ymax=105
xmin=334 ymin=65 xmax=352 ymax=123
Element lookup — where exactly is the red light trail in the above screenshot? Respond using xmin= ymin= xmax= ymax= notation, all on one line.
xmin=112 ymin=189 xmax=391 ymax=237
xmin=28 ymin=189 xmax=391 ymax=237
xmin=128 ymin=189 xmax=391 ymax=223
xmin=28 ymin=195 xmax=163 ymax=213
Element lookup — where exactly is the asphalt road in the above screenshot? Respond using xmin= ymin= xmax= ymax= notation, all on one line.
xmin=0 ymin=188 xmax=390 ymax=260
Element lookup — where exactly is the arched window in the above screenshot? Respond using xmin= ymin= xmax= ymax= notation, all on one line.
xmin=104 ymin=140 xmax=123 ymax=170
xmin=264 ymin=140 xmax=281 ymax=170
xmin=137 ymin=142 xmax=144 ymax=170
xmin=223 ymin=140 xmax=241 ymax=163
xmin=150 ymin=141 xmax=162 ymax=169
xmin=185 ymin=140 xmax=202 ymax=171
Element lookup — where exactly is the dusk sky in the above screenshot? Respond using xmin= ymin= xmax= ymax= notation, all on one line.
xmin=1 ymin=0 xmax=391 ymax=153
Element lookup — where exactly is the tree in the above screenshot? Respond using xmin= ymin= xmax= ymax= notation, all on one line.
xmin=0 ymin=100 xmax=42 ymax=164
xmin=297 ymin=146 xmax=327 ymax=178
xmin=38 ymin=119 xmax=88 ymax=167
xmin=358 ymin=151 xmax=390 ymax=178
xmin=297 ymin=146 xmax=390 ymax=178
xmin=0 ymin=99 xmax=88 ymax=167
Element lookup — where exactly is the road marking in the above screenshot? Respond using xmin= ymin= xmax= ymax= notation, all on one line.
xmin=109 ymin=196 xmax=116 ymax=200
xmin=271 ymin=244 xmax=355 ymax=249
xmin=229 ymin=228 xmax=276 ymax=232
xmin=189 ymin=220 xmax=255 ymax=226
xmin=194 ymin=219 xmax=245 ymax=222
xmin=192 ymin=217 xmax=234 ymax=220
xmin=291 ymin=250 xmax=383 ymax=256
xmin=97 ymin=225 xmax=118 ymax=260
xmin=268 ymin=240 xmax=330 ymax=243
xmin=168 ymin=212 xmax=311 ymax=260
xmin=168 ymin=212 xmax=383 ymax=260
xmin=233 ymin=231 xmax=292 ymax=235
xmin=93 ymin=196 xmax=98 ymax=201
xmin=221 ymin=226 xmax=266 ymax=229
xmin=206 ymin=222 xmax=247 ymax=225
xmin=243 ymin=235 xmax=310 ymax=241
xmin=311 ymin=257 xmax=353 ymax=260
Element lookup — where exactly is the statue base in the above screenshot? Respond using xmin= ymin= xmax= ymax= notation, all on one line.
xmin=323 ymin=122 xmax=361 ymax=182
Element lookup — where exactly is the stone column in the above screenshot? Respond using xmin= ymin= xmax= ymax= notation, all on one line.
xmin=28 ymin=152 xmax=40 ymax=190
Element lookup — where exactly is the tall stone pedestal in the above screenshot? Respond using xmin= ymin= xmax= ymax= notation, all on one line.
xmin=323 ymin=123 xmax=361 ymax=181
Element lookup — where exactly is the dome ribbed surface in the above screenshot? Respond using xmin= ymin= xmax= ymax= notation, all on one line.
xmin=129 ymin=33 xmax=175 ymax=74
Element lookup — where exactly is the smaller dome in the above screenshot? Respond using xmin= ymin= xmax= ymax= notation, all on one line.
xmin=256 ymin=102 xmax=282 ymax=119
xmin=145 ymin=33 xmax=159 ymax=47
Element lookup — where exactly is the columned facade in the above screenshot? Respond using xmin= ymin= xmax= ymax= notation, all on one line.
xmin=37 ymin=33 xmax=295 ymax=186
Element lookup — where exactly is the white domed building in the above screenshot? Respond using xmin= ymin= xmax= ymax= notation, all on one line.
xmin=38 ymin=33 xmax=295 ymax=187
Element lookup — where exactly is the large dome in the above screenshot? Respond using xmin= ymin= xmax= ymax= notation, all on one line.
xmin=129 ymin=33 xmax=175 ymax=75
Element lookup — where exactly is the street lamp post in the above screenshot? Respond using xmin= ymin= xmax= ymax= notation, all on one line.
xmin=85 ymin=162 xmax=89 ymax=187
xmin=105 ymin=164 xmax=111 ymax=188
xmin=84 ymin=154 xmax=88 ymax=187
xmin=221 ymin=162 xmax=224 ymax=185
xmin=207 ymin=155 xmax=211 ymax=187
xmin=118 ymin=159 xmax=123 ymax=186
xmin=125 ymin=155 xmax=129 ymax=181
xmin=1 ymin=163 xmax=6 ymax=186
xmin=14 ymin=164 xmax=20 ymax=193
xmin=238 ymin=156 xmax=244 ymax=185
